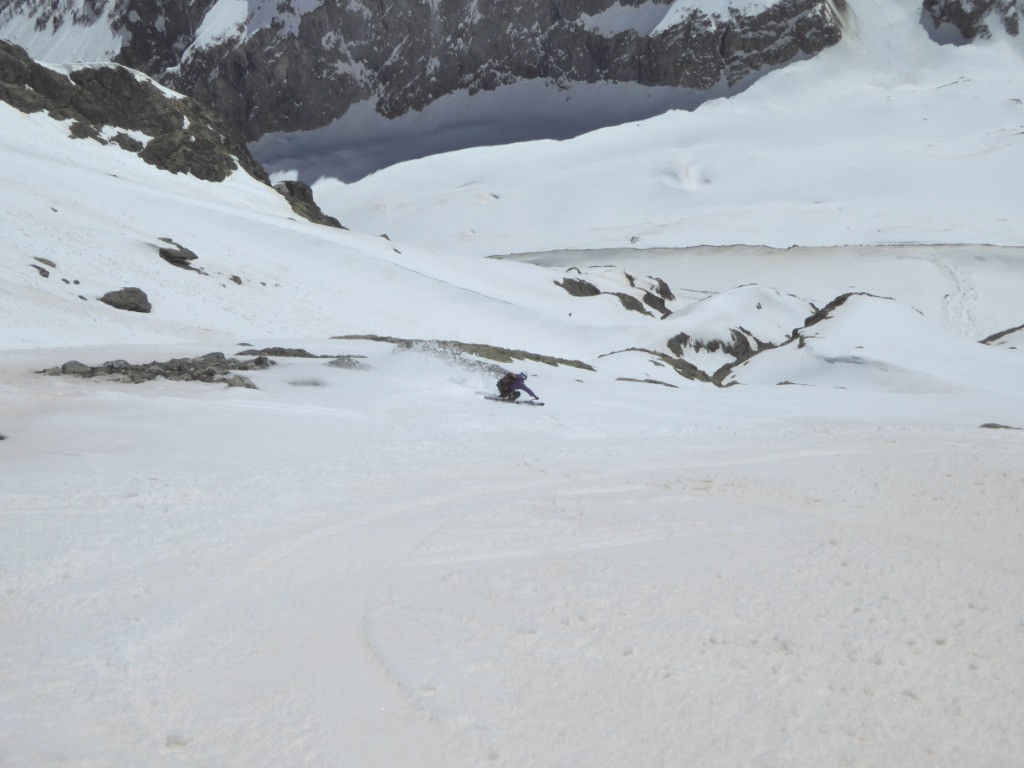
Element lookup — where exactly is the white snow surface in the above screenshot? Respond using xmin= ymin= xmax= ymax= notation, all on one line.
xmin=186 ymin=0 xmax=248 ymax=52
xmin=578 ymin=2 xmax=666 ymax=35
xmin=3 ymin=0 xmax=1024 ymax=765
xmin=316 ymin=0 xmax=1024 ymax=254
xmin=651 ymin=0 xmax=779 ymax=34
xmin=0 ymin=4 xmax=124 ymax=61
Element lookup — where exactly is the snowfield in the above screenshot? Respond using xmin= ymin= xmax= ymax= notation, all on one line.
xmin=2 ymin=0 xmax=1024 ymax=765
xmin=3 ymin=340 xmax=1023 ymax=767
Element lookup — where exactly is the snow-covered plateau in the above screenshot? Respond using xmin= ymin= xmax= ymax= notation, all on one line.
xmin=2 ymin=0 xmax=1023 ymax=765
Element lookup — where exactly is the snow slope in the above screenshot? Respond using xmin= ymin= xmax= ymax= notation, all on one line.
xmin=3 ymin=0 xmax=1024 ymax=765
xmin=315 ymin=0 xmax=1024 ymax=254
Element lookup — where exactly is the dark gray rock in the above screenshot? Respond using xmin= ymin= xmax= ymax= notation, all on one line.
xmin=642 ymin=291 xmax=671 ymax=318
xmin=274 ymin=181 xmax=345 ymax=228
xmin=922 ymin=0 xmax=1019 ymax=42
xmin=611 ymin=292 xmax=654 ymax=316
xmin=222 ymin=375 xmax=258 ymax=389
xmin=111 ymin=131 xmax=144 ymax=152
xmin=326 ymin=355 xmax=371 ymax=370
xmin=157 ymin=238 xmax=200 ymax=270
xmin=60 ymin=360 xmax=93 ymax=375
xmin=99 ymin=287 xmax=152 ymax=313
xmin=980 ymin=322 xmax=1024 ymax=346
xmin=556 ymin=278 xmax=602 ymax=297
xmin=238 ymin=347 xmax=320 ymax=358
xmin=39 ymin=351 xmax=275 ymax=387
xmin=650 ymin=277 xmax=675 ymax=302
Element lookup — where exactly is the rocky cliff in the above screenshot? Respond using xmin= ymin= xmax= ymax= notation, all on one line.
xmin=0 ymin=38 xmax=341 ymax=224
xmin=0 ymin=37 xmax=267 ymax=182
xmin=2 ymin=0 xmax=848 ymax=144
xmin=2 ymin=0 xmax=1017 ymax=160
xmin=170 ymin=0 xmax=848 ymax=142
xmin=922 ymin=0 xmax=1019 ymax=41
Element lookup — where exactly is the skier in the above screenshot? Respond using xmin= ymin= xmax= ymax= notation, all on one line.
xmin=496 ymin=371 xmax=539 ymax=402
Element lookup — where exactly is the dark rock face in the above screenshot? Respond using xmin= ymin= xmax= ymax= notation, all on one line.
xmin=114 ymin=0 xmax=221 ymax=74
xmin=165 ymin=0 xmax=847 ymax=142
xmin=98 ymin=287 xmax=152 ymax=313
xmin=0 ymin=0 xmax=846 ymax=146
xmin=921 ymin=0 xmax=1019 ymax=41
xmin=274 ymin=181 xmax=344 ymax=228
xmin=556 ymin=278 xmax=603 ymax=298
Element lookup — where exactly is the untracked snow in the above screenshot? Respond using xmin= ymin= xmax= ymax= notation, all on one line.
xmin=2 ymin=0 xmax=1024 ymax=765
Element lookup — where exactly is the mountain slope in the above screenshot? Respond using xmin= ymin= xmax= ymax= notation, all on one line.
xmin=0 ymin=0 xmax=846 ymax=154
xmin=315 ymin=0 xmax=1024 ymax=253
xmin=2 ymin=12 xmax=1024 ymax=768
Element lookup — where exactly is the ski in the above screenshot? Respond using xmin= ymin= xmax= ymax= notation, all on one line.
xmin=483 ymin=395 xmax=545 ymax=406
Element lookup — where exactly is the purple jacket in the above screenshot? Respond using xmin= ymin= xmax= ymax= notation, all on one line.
xmin=500 ymin=372 xmax=537 ymax=399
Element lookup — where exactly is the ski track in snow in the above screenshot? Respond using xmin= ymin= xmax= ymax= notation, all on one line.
xmin=365 ymin=429 xmax=1024 ymax=767
xmin=938 ymin=259 xmax=981 ymax=339
xmin=3 ymin=353 xmax=1023 ymax=767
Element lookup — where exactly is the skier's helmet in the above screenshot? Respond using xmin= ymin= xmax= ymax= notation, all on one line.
xmin=519 ymin=372 xmax=528 ymax=380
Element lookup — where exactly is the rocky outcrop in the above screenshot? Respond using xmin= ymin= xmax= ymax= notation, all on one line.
xmin=0 ymin=39 xmax=342 ymax=224
xmin=157 ymin=238 xmax=200 ymax=270
xmin=556 ymin=268 xmax=676 ymax=318
xmin=921 ymin=0 xmax=1019 ymax=40
xmin=556 ymin=278 xmax=603 ymax=298
xmin=0 ymin=39 xmax=268 ymax=183
xmin=98 ymin=287 xmax=152 ymax=313
xmin=39 ymin=352 xmax=274 ymax=387
xmin=274 ymin=181 xmax=344 ymax=229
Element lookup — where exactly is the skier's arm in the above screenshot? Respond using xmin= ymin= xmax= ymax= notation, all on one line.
xmin=521 ymin=383 xmax=538 ymax=399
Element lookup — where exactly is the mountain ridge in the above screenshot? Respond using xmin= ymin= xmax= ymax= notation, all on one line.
xmin=4 ymin=0 xmax=848 ymax=146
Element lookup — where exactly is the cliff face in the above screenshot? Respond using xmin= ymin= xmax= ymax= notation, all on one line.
xmin=0 ymin=37 xmax=266 ymax=183
xmin=2 ymin=0 xmax=847 ymax=142
xmin=921 ymin=0 xmax=1019 ymax=41
xmin=3 ymin=0 xmax=1017 ymax=149
xmin=168 ymin=0 xmax=847 ymax=141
